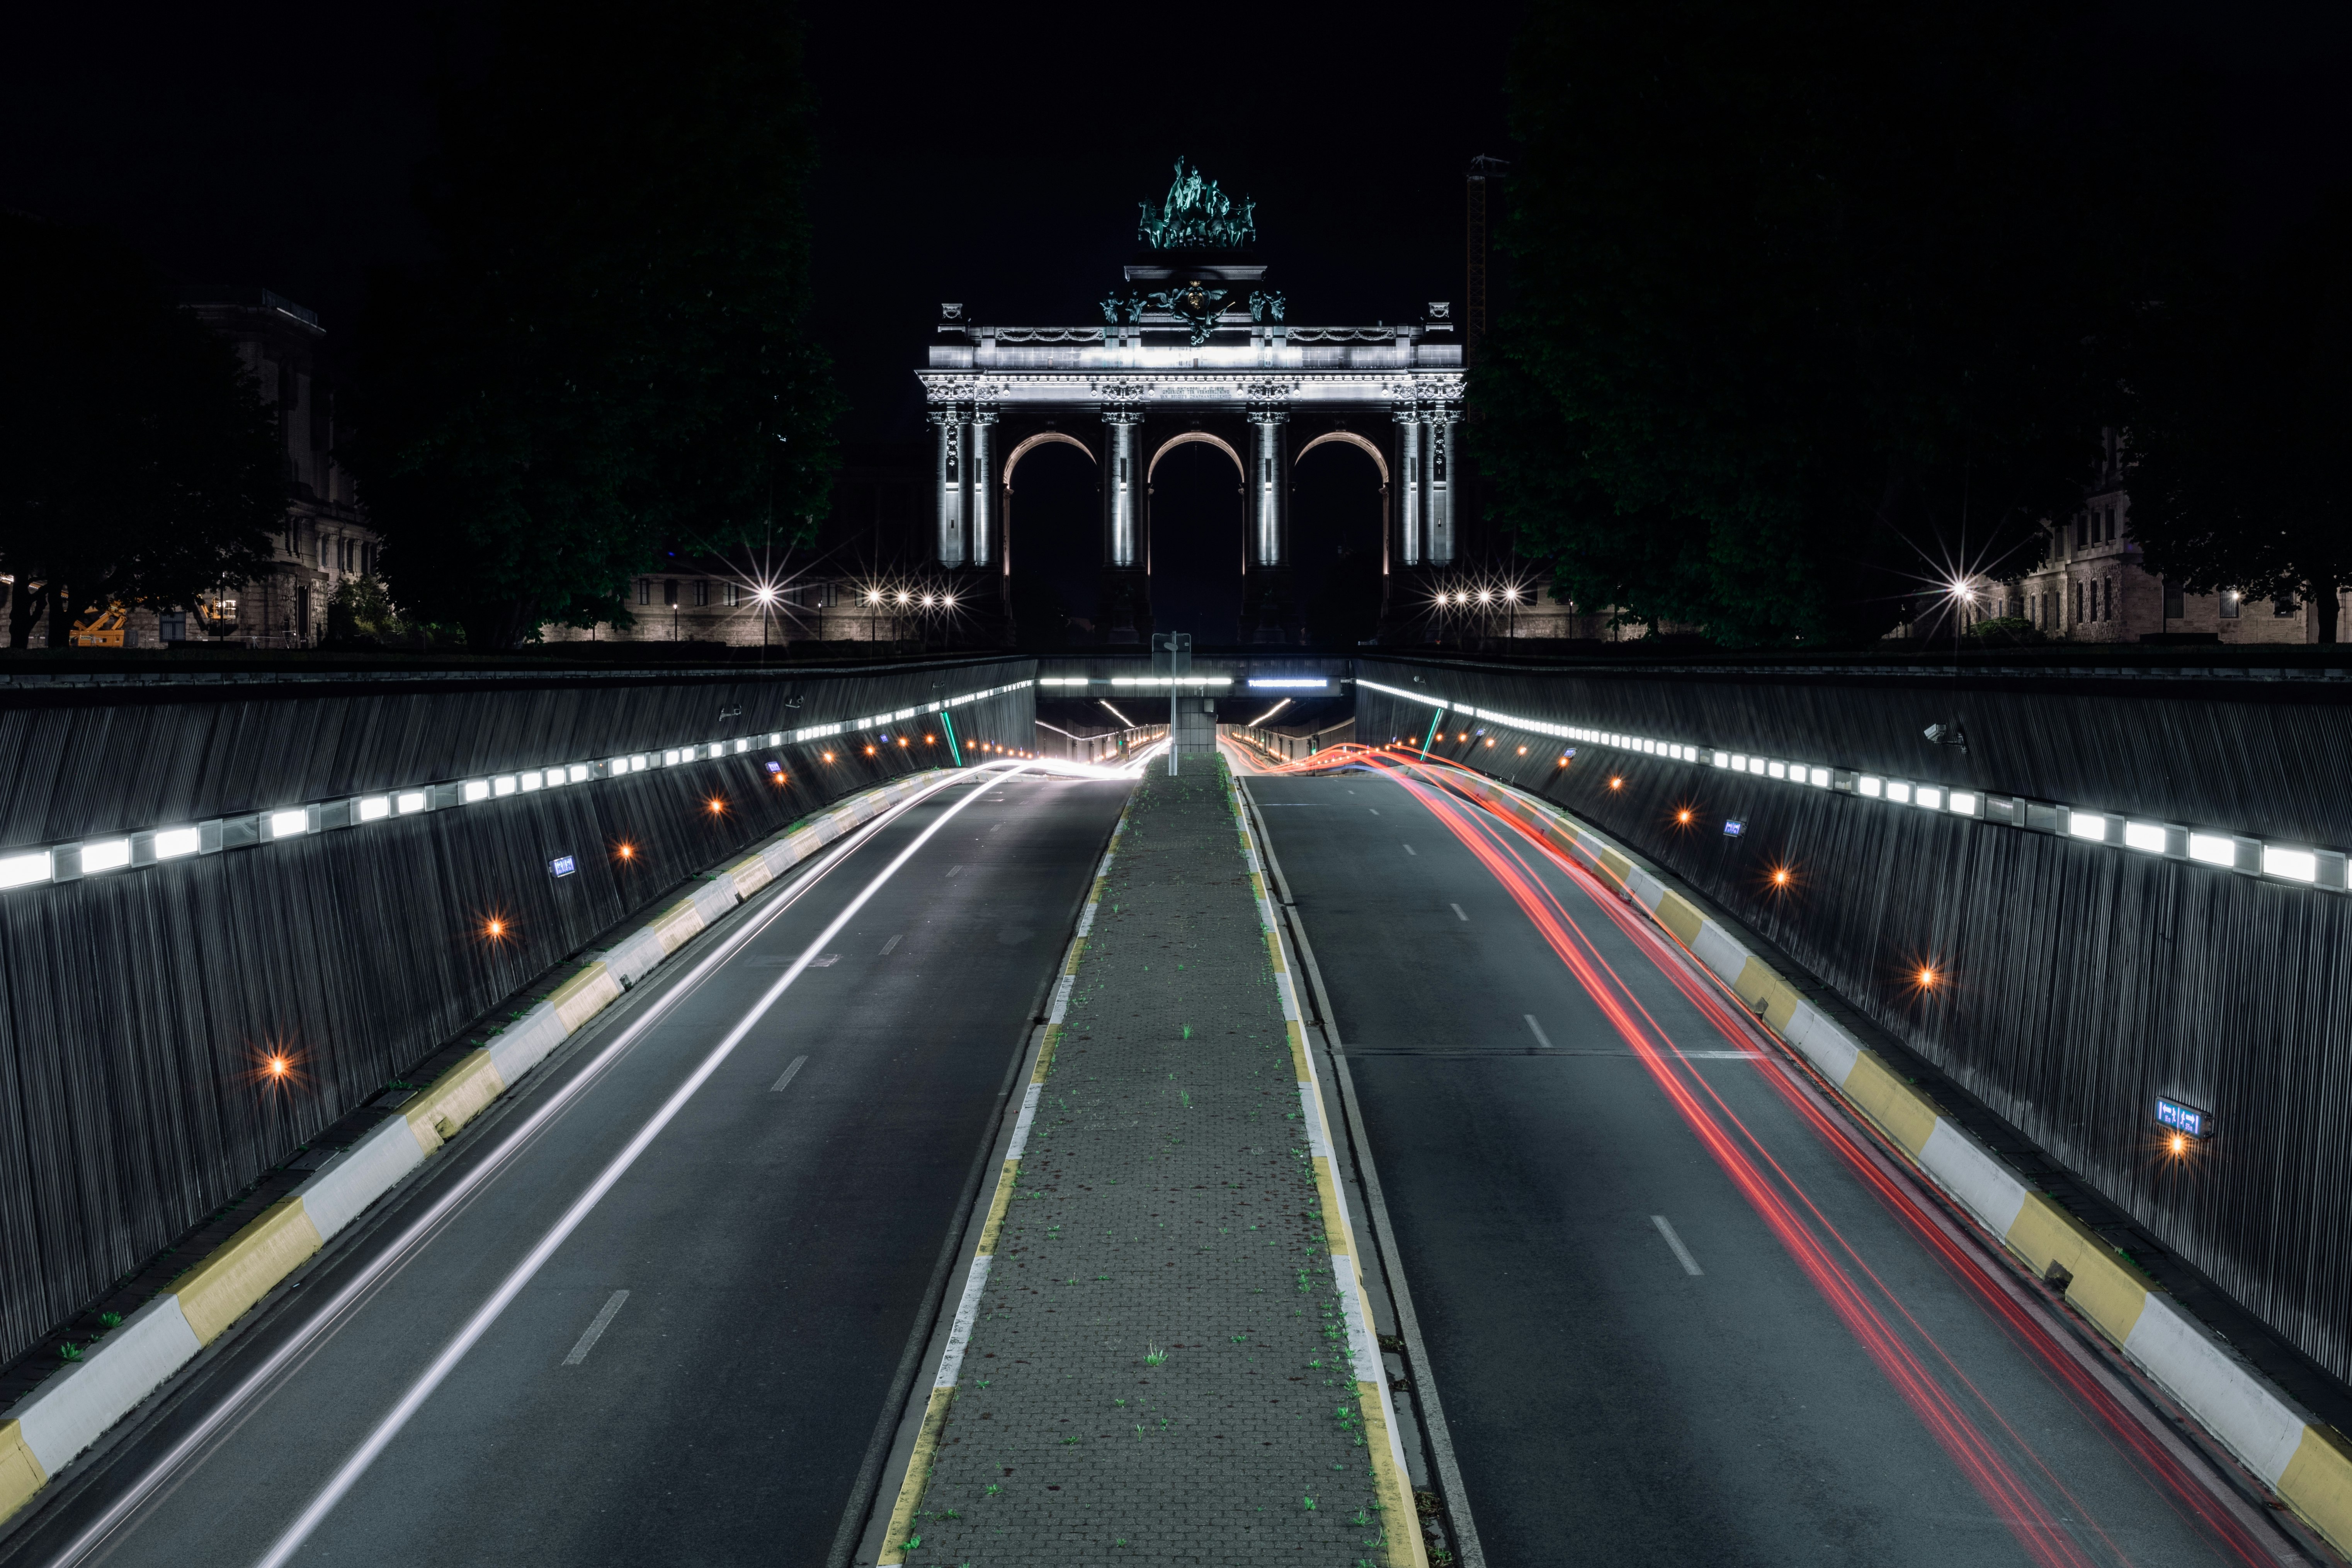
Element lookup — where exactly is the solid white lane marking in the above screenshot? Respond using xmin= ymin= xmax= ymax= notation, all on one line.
xmin=248 ymin=767 xmax=1028 ymax=1568
xmin=1524 ymin=1014 xmax=1554 ymax=1049
xmin=563 ymin=1291 xmax=630 ymax=1365
xmin=881 ymin=934 xmax=903 ymax=954
xmin=1652 ymin=1215 xmax=1704 ymax=1276
xmin=1402 ymin=844 xmax=1417 ymax=856
xmin=1450 ymin=903 xmax=1468 ymax=922
xmin=770 ymin=1055 xmax=808 ymax=1094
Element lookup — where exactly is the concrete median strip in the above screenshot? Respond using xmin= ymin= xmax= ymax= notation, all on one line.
xmin=1417 ymin=761 xmax=2352 ymax=1559
xmin=0 ymin=769 xmax=951 ymax=1526
xmin=869 ymin=762 xmax=1425 ymax=1568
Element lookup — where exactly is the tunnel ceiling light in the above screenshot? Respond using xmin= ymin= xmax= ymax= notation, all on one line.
xmin=154 ymin=826 xmax=203 ymax=859
xmin=397 ymin=791 xmax=428 ymax=815
xmin=2066 ymin=810 xmax=2108 ymax=841
xmin=2186 ymin=832 xmax=2235 ymax=866
xmin=270 ymin=809 xmax=311 ymax=838
xmin=79 ymin=838 xmax=133 ymax=873
xmin=357 ymin=796 xmax=392 ymax=821
xmin=2262 ymin=845 xmax=2318 ymax=883
xmin=2123 ymin=821 xmax=2166 ymax=854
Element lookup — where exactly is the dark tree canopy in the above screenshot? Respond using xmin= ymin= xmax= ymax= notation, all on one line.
xmin=2124 ymin=192 xmax=2352 ymax=643
xmin=0 ymin=213 xmax=282 ymax=648
xmin=1475 ymin=0 xmax=2158 ymax=646
xmin=350 ymin=0 xmax=841 ymax=650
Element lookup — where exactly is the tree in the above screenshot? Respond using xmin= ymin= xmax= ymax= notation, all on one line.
xmin=1473 ymin=0 xmax=2149 ymax=645
xmin=2124 ymin=192 xmax=2352 ymax=642
xmin=349 ymin=0 xmax=841 ymax=650
xmin=0 ymin=213 xmax=281 ymax=648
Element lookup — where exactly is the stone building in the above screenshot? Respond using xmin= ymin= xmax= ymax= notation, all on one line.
xmin=1993 ymin=430 xmax=2343 ymax=645
xmin=167 ymin=288 xmax=379 ymax=648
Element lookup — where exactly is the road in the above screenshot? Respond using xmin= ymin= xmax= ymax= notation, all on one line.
xmin=1246 ymin=757 xmax=2290 ymax=1568
xmin=3 ymin=770 xmax=1127 ymax=1568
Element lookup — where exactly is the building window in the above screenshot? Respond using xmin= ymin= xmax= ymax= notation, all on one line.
xmin=2071 ymin=581 xmax=2082 ymax=624
xmin=723 ymin=580 xmax=740 ymax=607
xmin=664 ymin=579 xmax=679 ymax=606
xmin=694 ymin=579 xmax=709 ymax=608
xmin=2162 ymin=579 xmax=2184 ymax=618
xmin=637 ymin=578 xmax=651 ymax=606
xmin=2275 ymin=595 xmax=2298 ymax=618
xmin=2220 ymin=590 xmax=2240 ymax=619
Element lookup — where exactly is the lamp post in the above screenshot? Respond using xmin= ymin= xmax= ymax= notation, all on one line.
xmin=1152 ymin=631 xmax=1192 ymax=776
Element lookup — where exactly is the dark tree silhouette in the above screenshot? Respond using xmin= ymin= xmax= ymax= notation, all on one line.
xmin=0 ymin=214 xmax=281 ymax=648
xmin=1474 ymin=0 xmax=2167 ymax=645
xmin=349 ymin=0 xmax=841 ymax=650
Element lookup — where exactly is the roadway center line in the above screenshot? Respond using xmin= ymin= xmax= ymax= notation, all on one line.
xmin=1524 ymin=1015 xmax=1554 ymax=1050
xmin=770 ymin=1055 xmax=808 ymax=1094
xmin=1651 ymin=1215 xmax=1704 ymax=1276
xmin=1450 ymin=903 xmax=1469 ymax=922
xmin=248 ymin=765 xmax=1027 ymax=1568
xmin=562 ymin=1291 xmax=630 ymax=1366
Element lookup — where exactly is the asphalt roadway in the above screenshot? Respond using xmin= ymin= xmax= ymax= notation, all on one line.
xmin=1245 ymin=759 xmax=2293 ymax=1568
xmin=1 ymin=770 xmax=1128 ymax=1568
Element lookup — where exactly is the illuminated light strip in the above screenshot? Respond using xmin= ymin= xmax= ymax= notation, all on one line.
xmin=1384 ymin=754 xmax=2352 ymax=1557
xmin=1353 ymin=676 xmax=2348 ymax=893
xmin=0 ymin=676 xmax=1042 ymax=893
xmin=249 ymin=765 xmax=1030 ymax=1568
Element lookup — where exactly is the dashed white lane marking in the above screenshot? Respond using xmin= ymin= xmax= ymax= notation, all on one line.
xmin=881 ymin=934 xmax=903 ymax=954
xmin=944 ymin=866 xmax=963 ymax=878
xmin=1369 ymin=808 xmax=1382 ymax=815
xmin=563 ymin=1290 xmax=630 ymax=1364
xmin=1451 ymin=903 xmax=1469 ymax=922
xmin=1524 ymin=1014 xmax=1555 ymax=1049
xmin=1651 ymin=1215 xmax=1704 ymax=1276
xmin=770 ymin=1055 xmax=808 ymax=1094
xmin=808 ymin=954 xmax=840 ymax=967
xmin=1402 ymin=844 xmax=1418 ymax=857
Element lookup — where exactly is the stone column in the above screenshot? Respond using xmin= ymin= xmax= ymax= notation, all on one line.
xmin=1393 ymin=408 xmax=1425 ymax=566
xmin=1098 ymin=406 xmax=1147 ymax=643
xmin=968 ymin=406 xmax=998 ymax=568
xmin=1427 ymin=403 xmax=1459 ymax=566
xmin=1250 ymin=406 xmax=1289 ymax=566
xmin=932 ymin=406 xmax=966 ymax=568
xmin=1103 ymin=408 xmax=1142 ymax=568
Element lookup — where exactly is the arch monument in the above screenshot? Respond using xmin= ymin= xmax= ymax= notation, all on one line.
xmin=917 ymin=158 xmax=1464 ymax=643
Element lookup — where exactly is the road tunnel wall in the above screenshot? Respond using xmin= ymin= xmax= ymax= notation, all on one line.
xmin=1356 ymin=654 xmax=2352 ymax=1388
xmin=0 ymin=656 xmax=1036 ymax=1369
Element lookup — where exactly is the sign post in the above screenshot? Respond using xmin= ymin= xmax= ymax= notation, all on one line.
xmin=1152 ymin=632 xmax=1192 ymax=776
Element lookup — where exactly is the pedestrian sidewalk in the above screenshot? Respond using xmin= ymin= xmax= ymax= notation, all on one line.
xmin=879 ymin=758 xmax=1422 ymax=1566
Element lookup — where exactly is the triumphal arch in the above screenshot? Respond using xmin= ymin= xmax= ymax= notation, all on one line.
xmin=917 ymin=159 xmax=1464 ymax=643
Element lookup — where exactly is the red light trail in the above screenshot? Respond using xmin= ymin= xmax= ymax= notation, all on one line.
xmin=1342 ymin=751 xmax=2274 ymax=1568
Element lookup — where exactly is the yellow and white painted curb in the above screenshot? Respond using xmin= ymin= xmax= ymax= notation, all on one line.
xmin=874 ymin=805 xmax=1127 ymax=1565
xmin=1228 ymin=765 xmax=1427 ymax=1568
xmin=1418 ymin=762 xmax=2352 ymax=1558
xmin=0 ymin=769 xmax=954 ymax=1525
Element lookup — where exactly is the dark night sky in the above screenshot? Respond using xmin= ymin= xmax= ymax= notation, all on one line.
xmin=2 ymin=1 xmax=2345 ymax=637
xmin=5 ymin=0 xmax=2347 ymax=430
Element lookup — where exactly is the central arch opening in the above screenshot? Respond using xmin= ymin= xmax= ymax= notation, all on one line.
xmin=1292 ymin=432 xmax=1387 ymax=646
xmin=1148 ymin=438 xmax=1245 ymax=646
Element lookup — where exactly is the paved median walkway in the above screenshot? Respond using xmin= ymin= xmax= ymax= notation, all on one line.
xmin=892 ymin=759 xmax=1418 ymax=1566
